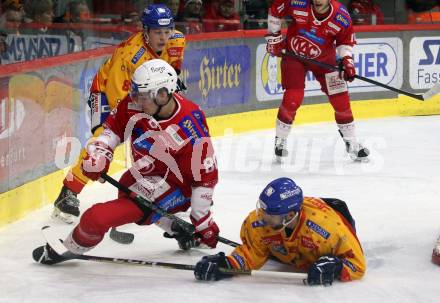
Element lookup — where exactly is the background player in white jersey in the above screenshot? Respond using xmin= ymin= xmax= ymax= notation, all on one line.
xmin=265 ymin=0 xmax=369 ymax=162
xmin=33 ymin=59 xmax=219 ymax=263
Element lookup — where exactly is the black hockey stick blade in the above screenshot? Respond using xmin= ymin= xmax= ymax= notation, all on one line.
xmin=109 ymin=227 xmax=134 ymax=244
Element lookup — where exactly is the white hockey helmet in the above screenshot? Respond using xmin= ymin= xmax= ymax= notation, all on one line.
xmin=131 ymin=59 xmax=178 ymax=98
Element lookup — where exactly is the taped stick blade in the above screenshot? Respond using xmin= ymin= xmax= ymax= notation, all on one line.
xmin=422 ymin=83 xmax=440 ymax=101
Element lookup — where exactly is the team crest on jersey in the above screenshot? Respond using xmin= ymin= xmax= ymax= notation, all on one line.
xmin=132 ymin=47 xmax=146 ymax=64
xmin=306 ymin=220 xmax=330 ymax=239
xmin=334 ymin=13 xmax=350 ymax=28
xmin=291 ymin=36 xmax=322 ymax=59
xmin=290 ymin=0 xmax=307 ymax=8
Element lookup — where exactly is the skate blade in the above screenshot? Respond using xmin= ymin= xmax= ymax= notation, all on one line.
xmin=351 ymin=155 xmax=370 ymax=163
xmin=51 ymin=208 xmax=76 ymax=224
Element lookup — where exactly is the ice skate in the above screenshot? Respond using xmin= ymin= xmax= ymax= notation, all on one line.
xmin=274 ymin=136 xmax=288 ymax=163
xmin=51 ymin=186 xmax=80 ymax=224
xmin=341 ymin=136 xmax=370 ymax=162
xmin=337 ymin=122 xmax=369 ymax=162
xmin=32 ymin=243 xmax=67 ymax=265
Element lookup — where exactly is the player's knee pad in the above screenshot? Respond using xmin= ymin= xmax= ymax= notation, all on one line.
xmin=88 ymin=92 xmax=111 ymax=133
xmin=80 ymin=203 xmax=112 ymax=236
xmin=328 ymin=93 xmax=353 ymax=124
xmin=277 ymin=89 xmax=304 ymax=124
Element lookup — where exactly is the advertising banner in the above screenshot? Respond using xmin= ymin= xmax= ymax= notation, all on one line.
xmin=409 ymin=36 xmax=440 ymax=89
xmin=182 ymin=45 xmax=251 ymax=109
xmin=256 ymin=37 xmax=403 ymax=101
xmin=0 ymin=34 xmax=69 ymax=64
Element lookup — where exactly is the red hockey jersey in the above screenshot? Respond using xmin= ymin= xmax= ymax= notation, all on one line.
xmin=103 ymin=93 xmax=218 ymax=196
xmin=269 ymin=0 xmax=356 ymax=61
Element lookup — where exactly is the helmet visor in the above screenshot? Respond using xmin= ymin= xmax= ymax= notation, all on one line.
xmin=132 ymin=87 xmax=170 ymax=106
xmin=256 ymin=200 xmax=298 ymax=231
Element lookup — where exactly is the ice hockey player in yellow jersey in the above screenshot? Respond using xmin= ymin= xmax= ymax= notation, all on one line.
xmin=52 ymin=4 xmax=186 ymax=224
xmin=194 ymin=178 xmax=366 ymax=286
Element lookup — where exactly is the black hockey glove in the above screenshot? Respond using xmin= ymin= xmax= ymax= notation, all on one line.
xmin=307 ymin=255 xmax=343 ymax=286
xmin=194 ymin=252 xmax=234 ymax=281
xmin=163 ymin=221 xmax=199 ymax=251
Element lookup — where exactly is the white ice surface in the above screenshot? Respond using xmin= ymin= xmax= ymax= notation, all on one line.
xmin=1 ymin=116 xmax=439 ymax=303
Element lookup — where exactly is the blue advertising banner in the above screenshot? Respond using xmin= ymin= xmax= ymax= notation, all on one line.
xmin=0 ymin=34 xmax=69 ymax=64
xmin=182 ymin=45 xmax=251 ymax=109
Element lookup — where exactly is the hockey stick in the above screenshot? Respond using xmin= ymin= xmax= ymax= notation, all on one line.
xmin=109 ymin=227 xmax=134 ymax=244
xmin=101 ymin=173 xmax=241 ymax=248
xmin=281 ymin=49 xmax=440 ymax=101
xmin=40 ymin=226 xmax=307 ymax=281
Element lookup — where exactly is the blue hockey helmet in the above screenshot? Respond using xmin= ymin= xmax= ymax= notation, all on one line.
xmin=258 ymin=178 xmax=303 ymax=215
xmin=141 ymin=4 xmax=174 ymax=30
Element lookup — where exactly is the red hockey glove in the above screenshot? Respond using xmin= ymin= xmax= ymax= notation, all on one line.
xmin=265 ymin=32 xmax=285 ymax=57
xmin=191 ymin=212 xmax=219 ymax=248
xmin=82 ymin=141 xmax=113 ymax=181
xmin=339 ymin=56 xmax=356 ymax=82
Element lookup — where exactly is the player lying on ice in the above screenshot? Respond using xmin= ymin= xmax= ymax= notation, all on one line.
xmin=33 ymin=59 xmax=219 ymax=264
xmin=194 ymin=177 xmax=366 ymax=286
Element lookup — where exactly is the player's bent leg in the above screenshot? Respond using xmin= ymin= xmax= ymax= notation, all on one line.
xmin=52 ymin=127 xmax=105 ymax=223
xmin=66 ymin=198 xmax=144 ymax=253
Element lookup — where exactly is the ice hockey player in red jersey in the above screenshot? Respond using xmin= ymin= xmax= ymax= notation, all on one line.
xmin=265 ymin=0 xmax=369 ymax=162
xmin=193 ymin=177 xmax=366 ymax=285
xmin=33 ymin=59 xmax=219 ymax=264
xmin=433 ymin=235 xmax=440 ymax=266
xmin=52 ymin=4 xmax=186 ymax=224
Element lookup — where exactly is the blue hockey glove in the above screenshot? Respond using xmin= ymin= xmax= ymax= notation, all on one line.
xmin=194 ymin=252 xmax=234 ymax=281
xmin=307 ymin=255 xmax=343 ymax=286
